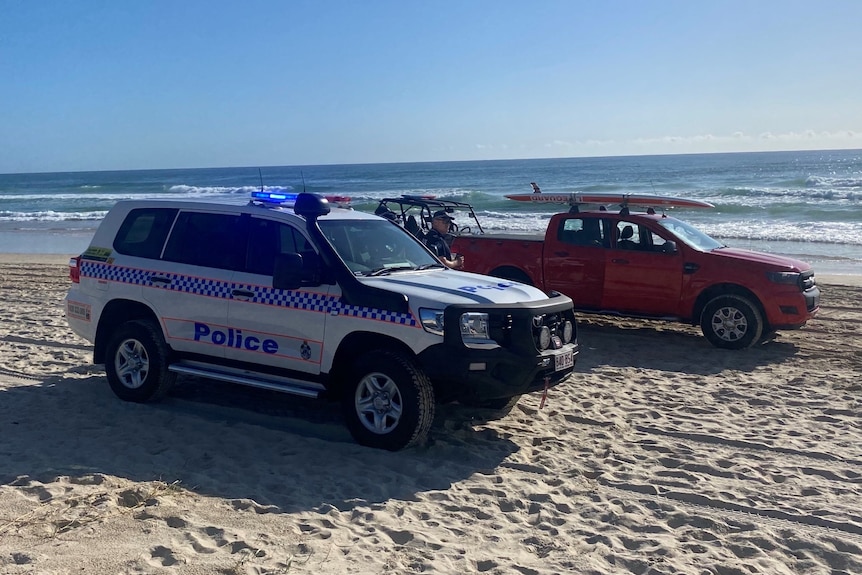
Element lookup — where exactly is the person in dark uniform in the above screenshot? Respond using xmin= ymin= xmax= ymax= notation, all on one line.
xmin=424 ymin=210 xmax=465 ymax=269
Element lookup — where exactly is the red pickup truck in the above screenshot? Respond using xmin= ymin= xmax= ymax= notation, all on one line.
xmin=452 ymin=203 xmax=821 ymax=349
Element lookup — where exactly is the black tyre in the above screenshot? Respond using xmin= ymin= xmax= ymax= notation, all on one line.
xmin=700 ymin=294 xmax=763 ymax=350
xmin=104 ymin=319 xmax=176 ymax=402
xmin=342 ymin=350 xmax=435 ymax=451
xmin=758 ymin=330 xmax=778 ymax=345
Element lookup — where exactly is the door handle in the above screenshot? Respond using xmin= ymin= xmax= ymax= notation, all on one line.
xmin=232 ymin=289 xmax=255 ymax=298
xmin=150 ymin=276 xmax=171 ymax=285
xmin=611 ymin=258 xmax=629 ymax=264
xmin=553 ymin=251 xmax=569 ymax=257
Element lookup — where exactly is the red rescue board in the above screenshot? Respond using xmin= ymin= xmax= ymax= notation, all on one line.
xmin=505 ymin=192 xmax=714 ymax=209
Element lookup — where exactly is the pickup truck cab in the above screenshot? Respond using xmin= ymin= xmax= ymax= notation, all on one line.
xmin=454 ymin=204 xmax=820 ymax=349
xmin=66 ymin=192 xmax=578 ymax=450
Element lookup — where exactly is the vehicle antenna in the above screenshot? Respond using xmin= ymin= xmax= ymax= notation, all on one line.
xmin=301 ymin=171 xmax=306 ymax=193
xmin=258 ymin=168 xmax=264 ymax=193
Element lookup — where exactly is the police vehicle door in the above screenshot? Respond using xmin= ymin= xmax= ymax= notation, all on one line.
xmin=227 ymin=216 xmax=330 ymax=375
xmin=144 ymin=209 xmax=244 ymax=359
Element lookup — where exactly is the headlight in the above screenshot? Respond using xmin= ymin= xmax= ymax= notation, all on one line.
xmin=460 ymin=312 xmax=491 ymax=344
xmin=419 ymin=308 xmax=445 ymax=336
xmin=562 ymin=320 xmax=574 ymax=343
xmin=538 ymin=326 xmax=551 ymax=350
xmin=420 ymin=309 xmax=496 ymax=347
xmin=767 ymin=271 xmax=800 ymax=285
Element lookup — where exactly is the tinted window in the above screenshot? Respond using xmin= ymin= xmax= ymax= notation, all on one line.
xmin=163 ymin=211 xmax=245 ymax=270
xmin=614 ymin=221 xmax=671 ymax=252
xmin=245 ymin=218 xmax=313 ymax=275
xmin=646 ymin=229 xmax=669 ymax=251
xmin=557 ymin=217 xmax=606 ymax=247
xmin=615 ymin=221 xmax=641 ymax=249
xmin=113 ymin=208 xmax=178 ymax=259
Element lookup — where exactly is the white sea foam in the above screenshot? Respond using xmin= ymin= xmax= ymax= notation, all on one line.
xmin=806 ymin=175 xmax=862 ymax=188
xmin=0 ymin=210 xmax=108 ymax=222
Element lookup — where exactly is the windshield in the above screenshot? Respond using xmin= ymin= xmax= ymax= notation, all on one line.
xmin=658 ymin=217 xmax=724 ymax=251
xmin=319 ymin=219 xmax=443 ymax=276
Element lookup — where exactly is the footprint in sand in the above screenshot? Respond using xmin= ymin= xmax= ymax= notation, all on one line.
xmin=381 ymin=527 xmax=414 ymax=545
xmin=147 ymin=545 xmax=182 ymax=567
xmin=230 ymin=498 xmax=279 ymax=514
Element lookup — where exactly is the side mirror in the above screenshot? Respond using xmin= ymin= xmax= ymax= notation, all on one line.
xmin=273 ymin=252 xmax=321 ymax=290
xmin=662 ymin=240 xmax=678 ymax=254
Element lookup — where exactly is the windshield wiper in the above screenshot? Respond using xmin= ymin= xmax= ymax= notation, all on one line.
xmin=368 ymin=265 xmax=416 ymax=276
xmin=416 ymin=263 xmax=443 ymax=270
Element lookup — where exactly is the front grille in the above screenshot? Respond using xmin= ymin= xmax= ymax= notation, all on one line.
xmin=531 ymin=310 xmax=576 ymax=351
xmin=442 ymin=294 xmax=578 ymax=356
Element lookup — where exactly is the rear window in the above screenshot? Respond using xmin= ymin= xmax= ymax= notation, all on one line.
xmin=113 ymin=208 xmax=178 ymax=259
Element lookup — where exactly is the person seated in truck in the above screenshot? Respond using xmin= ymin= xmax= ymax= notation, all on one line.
xmin=617 ymin=225 xmax=638 ymax=249
xmin=424 ymin=210 xmax=465 ymax=269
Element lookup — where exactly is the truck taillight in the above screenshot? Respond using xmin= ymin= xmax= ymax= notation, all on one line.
xmin=69 ymin=256 xmax=81 ymax=283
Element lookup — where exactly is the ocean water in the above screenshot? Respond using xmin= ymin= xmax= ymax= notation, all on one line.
xmin=1 ymin=149 xmax=861 ymax=275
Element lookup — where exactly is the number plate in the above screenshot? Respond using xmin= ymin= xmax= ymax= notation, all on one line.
xmin=554 ymin=349 xmax=574 ymax=371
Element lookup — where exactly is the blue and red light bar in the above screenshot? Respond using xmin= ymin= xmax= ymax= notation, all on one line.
xmin=251 ymin=190 xmax=298 ymax=204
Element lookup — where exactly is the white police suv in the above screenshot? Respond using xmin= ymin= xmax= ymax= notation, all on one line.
xmin=65 ymin=192 xmax=579 ymax=450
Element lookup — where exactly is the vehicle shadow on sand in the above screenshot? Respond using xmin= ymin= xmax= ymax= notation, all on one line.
xmin=576 ymin=316 xmax=799 ymax=375
xmin=0 ymin=372 xmax=518 ymax=515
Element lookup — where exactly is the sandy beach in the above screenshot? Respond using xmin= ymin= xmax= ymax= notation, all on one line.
xmin=1 ymin=257 xmax=860 ymax=575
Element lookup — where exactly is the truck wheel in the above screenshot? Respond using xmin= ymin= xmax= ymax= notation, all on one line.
xmin=343 ymin=350 xmax=435 ymax=450
xmin=105 ymin=319 xmax=176 ymax=402
xmin=758 ymin=330 xmax=778 ymax=344
xmin=700 ymin=294 xmax=763 ymax=350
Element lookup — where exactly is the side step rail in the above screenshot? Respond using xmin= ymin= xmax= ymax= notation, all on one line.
xmin=168 ymin=364 xmax=323 ymax=399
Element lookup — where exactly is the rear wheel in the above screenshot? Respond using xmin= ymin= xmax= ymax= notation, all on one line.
xmin=700 ymin=294 xmax=763 ymax=350
xmin=104 ymin=319 xmax=175 ymax=402
xmin=342 ymin=350 xmax=435 ymax=450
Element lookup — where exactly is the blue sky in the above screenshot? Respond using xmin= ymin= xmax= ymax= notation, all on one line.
xmin=2 ymin=0 xmax=861 ymax=173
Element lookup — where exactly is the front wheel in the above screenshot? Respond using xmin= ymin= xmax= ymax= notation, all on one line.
xmin=700 ymin=294 xmax=763 ymax=350
xmin=342 ymin=350 xmax=435 ymax=451
xmin=104 ymin=319 xmax=176 ymax=402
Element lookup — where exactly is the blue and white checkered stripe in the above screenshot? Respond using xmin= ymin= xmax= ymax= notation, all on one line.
xmin=81 ymin=261 xmax=151 ymax=285
xmin=243 ymin=284 xmax=332 ymax=312
xmin=169 ymin=275 xmax=233 ymax=298
xmin=336 ymin=303 xmax=417 ymax=326
xmin=81 ymin=263 xmax=417 ymax=327
xmin=82 ymin=262 xmax=233 ymax=299
xmin=234 ymin=283 xmax=417 ymax=326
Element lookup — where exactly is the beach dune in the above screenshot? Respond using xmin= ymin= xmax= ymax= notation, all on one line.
xmin=1 ymin=260 xmax=861 ymax=574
